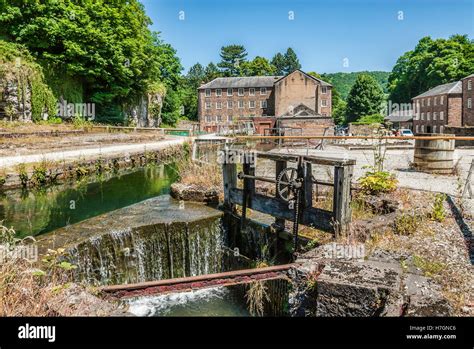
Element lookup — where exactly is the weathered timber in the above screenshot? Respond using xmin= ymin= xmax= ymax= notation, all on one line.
xmin=256 ymin=151 xmax=355 ymax=167
xmin=230 ymin=189 xmax=334 ymax=232
xmin=222 ymin=158 xmax=237 ymax=210
xmin=333 ymin=164 xmax=353 ymax=236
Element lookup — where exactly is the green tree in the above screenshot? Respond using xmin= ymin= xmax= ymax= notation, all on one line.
xmin=217 ymin=45 xmax=247 ymax=76
xmin=271 ymin=52 xmax=286 ymax=75
xmin=346 ymin=74 xmax=385 ymax=123
xmin=204 ymin=62 xmax=221 ymax=82
xmin=186 ymin=63 xmax=206 ymax=88
xmin=284 ymin=48 xmax=301 ymax=74
xmin=388 ymin=35 xmax=474 ymax=103
xmin=240 ymin=56 xmax=276 ymax=76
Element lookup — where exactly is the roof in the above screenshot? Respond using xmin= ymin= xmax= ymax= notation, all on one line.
xmin=462 ymin=73 xmax=474 ymax=80
xmin=385 ymin=110 xmax=413 ymax=123
xmin=413 ymin=81 xmax=462 ymax=99
xmin=198 ymin=76 xmax=282 ymax=89
xmin=274 ymin=69 xmax=332 ymax=87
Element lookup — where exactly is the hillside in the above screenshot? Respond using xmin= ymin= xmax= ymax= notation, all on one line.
xmin=321 ymin=71 xmax=390 ymax=100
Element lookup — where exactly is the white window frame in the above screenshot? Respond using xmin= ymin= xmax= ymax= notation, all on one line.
xmin=249 ymin=100 xmax=256 ymax=109
xmin=260 ymin=100 xmax=267 ymax=108
xmin=238 ymin=100 xmax=244 ymax=109
xmin=205 ymin=89 xmax=211 ymax=97
xmin=468 ymin=80 xmax=472 ymax=91
xmin=440 ymin=96 xmax=444 ymax=105
xmin=260 ymin=87 xmax=267 ymax=95
xmin=440 ymin=125 xmax=444 ymax=134
xmin=216 ymin=102 xmax=222 ymax=109
xmin=433 ymin=125 xmax=437 ymax=133
xmin=433 ymin=112 xmax=437 ymax=120
xmin=416 ymin=125 xmax=419 ymax=133
xmin=422 ymin=99 xmax=425 ymax=107
xmin=434 ymin=97 xmax=437 ymax=106
xmin=217 ymin=115 xmax=222 ymax=122
xmin=227 ymin=88 xmax=233 ymax=96
xmin=249 ymin=88 xmax=255 ymax=96
xmin=421 ymin=125 xmax=425 ymax=133
xmin=468 ymin=98 xmax=472 ymax=109
xmin=427 ymin=112 xmax=431 ymax=121
xmin=427 ymin=98 xmax=431 ymax=106
xmin=205 ymin=102 xmax=211 ymax=110
xmin=421 ymin=112 xmax=424 ymax=120
xmin=238 ymin=88 xmax=244 ymax=96
xmin=216 ymin=89 xmax=222 ymax=97
xmin=321 ymin=99 xmax=328 ymax=107
xmin=205 ymin=115 xmax=212 ymax=122
xmin=227 ymin=101 xmax=233 ymax=109
xmin=321 ymin=86 xmax=327 ymax=94
xmin=440 ymin=111 xmax=444 ymax=120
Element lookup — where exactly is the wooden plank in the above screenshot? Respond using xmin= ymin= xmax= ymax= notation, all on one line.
xmin=222 ymin=150 xmax=237 ymax=210
xmin=333 ymin=164 xmax=353 ymax=236
xmin=304 ymin=162 xmax=313 ymax=209
xmin=256 ymin=151 xmax=355 ymax=166
xmin=230 ymin=189 xmax=334 ymax=232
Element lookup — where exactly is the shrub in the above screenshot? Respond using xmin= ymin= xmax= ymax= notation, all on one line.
xmin=394 ymin=211 xmax=423 ymax=235
xmin=429 ymin=193 xmax=446 ymax=222
xmin=16 ymin=164 xmax=29 ymax=188
xmin=358 ymin=169 xmax=398 ymax=195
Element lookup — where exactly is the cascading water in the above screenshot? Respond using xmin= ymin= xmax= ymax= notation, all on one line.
xmin=67 ymin=216 xmax=226 ymax=285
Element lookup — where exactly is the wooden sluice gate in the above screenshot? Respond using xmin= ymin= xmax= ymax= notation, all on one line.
xmin=221 ymin=150 xmax=356 ymax=256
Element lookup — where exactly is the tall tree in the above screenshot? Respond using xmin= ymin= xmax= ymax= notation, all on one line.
xmin=240 ymin=56 xmax=276 ymax=76
xmin=204 ymin=62 xmax=221 ymax=82
xmin=284 ymin=48 xmax=301 ymax=74
xmin=271 ymin=52 xmax=286 ymax=75
xmin=346 ymin=74 xmax=385 ymax=123
xmin=186 ymin=63 xmax=206 ymax=88
xmin=388 ymin=35 xmax=474 ymax=103
xmin=217 ymin=45 xmax=247 ymax=76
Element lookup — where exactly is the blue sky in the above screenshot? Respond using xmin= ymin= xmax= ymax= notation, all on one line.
xmin=141 ymin=0 xmax=474 ymax=74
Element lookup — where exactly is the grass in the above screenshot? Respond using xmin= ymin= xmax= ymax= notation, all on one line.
xmin=245 ymin=280 xmax=270 ymax=317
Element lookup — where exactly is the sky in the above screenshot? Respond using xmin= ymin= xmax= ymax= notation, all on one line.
xmin=141 ymin=0 xmax=474 ymax=74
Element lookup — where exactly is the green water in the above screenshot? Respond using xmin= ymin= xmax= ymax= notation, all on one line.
xmin=0 ymin=165 xmax=178 ymax=238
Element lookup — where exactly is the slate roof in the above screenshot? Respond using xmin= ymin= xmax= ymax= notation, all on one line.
xmin=198 ymin=76 xmax=282 ymax=89
xmin=413 ymin=81 xmax=462 ymax=99
xmin=274 ymin=69 xmax=332 ymax=87
xmin=462 ymin=73 xmax=474 ymax=79
xmin=385 ymin=110 xmax=413 ymax=122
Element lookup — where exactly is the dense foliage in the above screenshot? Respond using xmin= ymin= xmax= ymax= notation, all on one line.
xmin=388 ymin=35 xmax=474 ymax=103
xmin=0 ymin=0 xmax=183 ymax=124
xmin=346 ymin=74 xmax=385 ymax=123
xmin=322 ymin=71 xmax=390 ymax=100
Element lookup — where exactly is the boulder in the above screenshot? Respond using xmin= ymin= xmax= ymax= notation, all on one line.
xmin=170 ymin=183 xmax=219 ymax=204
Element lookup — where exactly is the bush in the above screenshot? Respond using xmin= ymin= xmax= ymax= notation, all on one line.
xmin=429 ymin=193 xmax=446 ymax=222
xmin=394 ymin=212 xmax=423 ymax=235
xmin=358 ymin=169 xmax=397 ymax=195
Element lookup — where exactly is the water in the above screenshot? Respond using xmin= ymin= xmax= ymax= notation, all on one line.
xmin=0 ymin=165 xmax=177 ymax=238
xmin=127 ymin=287 xmax=250 ymax=317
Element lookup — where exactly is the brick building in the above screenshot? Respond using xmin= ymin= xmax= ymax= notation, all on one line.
xmin=412 ymin=81 xmax=462 ymax=134
xmin=461 ymin=74 xmax=474 ymax=126
xmin=198 ymin=70 xmax=332 ymax=133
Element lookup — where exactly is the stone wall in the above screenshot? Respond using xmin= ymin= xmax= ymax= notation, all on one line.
xmin=444 ymin=126 xmax=474 ymax=147
xmin=277 ymin=116 xmax=334 ymax=137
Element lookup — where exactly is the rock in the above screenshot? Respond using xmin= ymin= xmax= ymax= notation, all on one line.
xmin=349 ymin=212 xmax=398 ymax=242
xmin=170 ymin=183 xmax=219 ymax=203
xmin=365 ymin=194 xmax=400 ymax=214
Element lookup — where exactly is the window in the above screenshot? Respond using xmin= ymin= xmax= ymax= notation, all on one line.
xmin=216 ymin=89 xmax=222 ymax=96
xmin=440 ymin=125 xmax=444 ymax=134
xmin=260 ymin=100 xmax=267 ymax=108
xmin=205 ymin=89 xmax=211 ymax=97
xmin=228 ymin=115 xmax=233 ymax=122
xmin=422 ymin=99 xmax=425 ymax=107
xmin=217 ymin=115 xmax=222 ymax=122
xmin=433 ymin=112 xmax=437 ymax=120
xmin=421 ymin=125 xmax=425 ymax=133
xmin=416 ymin=125 xmax=419 ymax=133
xmin=260 ymin=87 xmax=267 ymax=95
xmin=321 ymin=86 xmax=327 ymax=94
xmin=249 ymin=88 xmax=255 ymax=96
xmin=468 ymin=80 xmax=472 ymax=90
xmin=205 ymin=102 xmax=211 ymax=109
xmin=468 ymin=98 xmax=472 ymax=109
xmin=434 ymin=97 xmax=437 ymax=106
xmin=322 ymin=113 xmax=327 ymax=117
xmin=238 ymin=88 xmax=244 ymax=96
xmin=321 ymin=99 xmax=328 ymax=107
xmin=427 ymin=98 xmax=431 ymax=106
xmin=216 ymin=102 xmax=222 ymax=109
xmin=205 ymin=115 xmax=212 ymax=122
xmin=238 ymin=100 xmax=244 ymax=109
xmin=421 ymin=112 xmax=424 ymax=120
xmin=427 ymin=112 xmax=431 ymax=121
xmin=227 ymin=88 xmax=233 ymax=96
xmin=249 ymin=101 xmax=256 ymax=109
xmin=440 ymin=96 xmax=444 ymax=105
xmin=440 ymin=111 xmax=444 ymax=120
xmin=433 ymin=125 xmax=437 ymax=133
xmin=227 ymin=101 xmax=233 ymax=109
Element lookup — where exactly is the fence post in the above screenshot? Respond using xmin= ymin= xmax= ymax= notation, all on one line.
xmin=222 ymin=149 xmax=237 ymax=211
xmin=333 ymin=164 xmax=353 ymax=237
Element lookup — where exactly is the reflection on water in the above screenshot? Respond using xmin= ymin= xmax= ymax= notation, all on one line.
xmin=127 ymin=287 xmax=250 ymax=317
xmin=0 ymin=165 xmax=177 ymax=238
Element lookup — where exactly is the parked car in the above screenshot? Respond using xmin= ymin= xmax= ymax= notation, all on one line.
xmin=400 ymin=129 xmax=414 ymax=137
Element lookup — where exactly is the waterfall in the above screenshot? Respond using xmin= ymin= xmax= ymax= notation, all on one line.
xmin=67 ymin=216 xmax=225 ymax=285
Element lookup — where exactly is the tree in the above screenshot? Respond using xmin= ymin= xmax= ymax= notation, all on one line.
xmin=186 ymin=63 xmax=206 ymax=88
xmin=388 ymin=35 xmax=474 ymax=103
xmin=346 ymin=74 xmax=385 ymax=123
xmin=284 ymin=48 xmax=301 ymax=74
xmin=271 ymin=53 xmax=286 ymax=75
xmin=217 ymin=45 xmax=247 ymax=76
xmin=240 ymin=56 xmax=276 ymax=76
xmin=204 ymin=62 xmax=221 ymax=82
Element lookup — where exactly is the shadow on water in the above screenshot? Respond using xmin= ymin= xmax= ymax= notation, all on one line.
xmin=0 ymin=165 xmax=178 ymax=238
